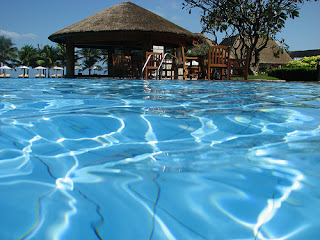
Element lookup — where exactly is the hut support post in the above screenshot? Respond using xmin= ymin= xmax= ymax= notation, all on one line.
xmin=108 ymin=48 xmax=114 ymax=78
xmin=142 ymin=37 xmax=153 ymax=79
xmin=174 ymin=47 xmax=185 ymax=80
xmin=143 ymin=37 xmax=153 ymax=61
xmin=181 ymin=46 xmax=187 ymax=80
xmin=143 ymin=37 xmax=153 ymax=56
xmin=66 ymin=43 xmax=75 ymax=78
xmin=317 ymin=60 xmax=320 ymax=82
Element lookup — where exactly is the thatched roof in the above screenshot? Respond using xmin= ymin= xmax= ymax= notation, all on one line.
xmin=193 ymin=33 xmax=215 ymax=46
xmin=220 ymin=36 xmax=293 ymax=64
xmin=49 ymin=2 xmax=196 ymax=47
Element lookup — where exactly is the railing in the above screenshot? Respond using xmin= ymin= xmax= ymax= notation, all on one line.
xmin=142 ymin=52 xmax=178 ymax=80
xmin=141 ymin=54 xmax=156 ymax=80
xmin=156 ymin=53 xmax=177 ymax=80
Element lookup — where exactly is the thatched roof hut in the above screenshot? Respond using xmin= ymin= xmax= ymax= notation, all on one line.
xmin=220 ymin=36 xmax=292 ymax=66
xmin=49 ymin=1 xmax=196 ymax=49
xmin=193 ymin=33 xmax=215 ymax=46
xmin=49 ymin=1 xmax=199 ymax=77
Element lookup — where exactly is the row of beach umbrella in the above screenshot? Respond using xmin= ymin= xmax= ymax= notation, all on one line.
xmin=0 ymin=65 xmax=100 ymax=77
xmin=0 ymin=65 xmax=64 ymax=71
xmin=0 ymin=65 xmax=64 ymax=76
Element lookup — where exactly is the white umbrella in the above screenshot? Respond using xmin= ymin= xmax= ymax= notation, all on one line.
xmin=0 ymin=66 xmax=12 ymax=69
xmin=0 ymin=66 xmax=12 ymax=74
xmin=18 ymin=66 xmax=30 ymax=75
xmin=18 ymin=65 xmax=30 ymax=69
xmin=53 ymin=66 xmax=63 ymax=70
xmin=75 ymin=66 xmax=83 ymax=75
xmin=34 ymin=66 xmax=47 ymax=70
xmin=92 ymin=65 xmax=102 ymax=74
xmin=52 ymin=66 xmax=64 ymax=78
xmin=34 ymin=66 xmax=47 ymax=77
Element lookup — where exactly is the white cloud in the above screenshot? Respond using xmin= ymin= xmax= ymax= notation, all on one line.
xmin=0 ymin=30 xmax=37 ymax=40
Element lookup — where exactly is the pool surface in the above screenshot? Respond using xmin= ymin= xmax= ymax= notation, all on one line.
xmin=0 ymin=78 xmax=320 ymax=240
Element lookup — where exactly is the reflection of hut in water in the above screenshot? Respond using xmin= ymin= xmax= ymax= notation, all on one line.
xmin=49 ymin=1 xmax=198 ymax=78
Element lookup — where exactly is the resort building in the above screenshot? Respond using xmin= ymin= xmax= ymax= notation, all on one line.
xmin=289 ymin=49 xmax=320 ymax=60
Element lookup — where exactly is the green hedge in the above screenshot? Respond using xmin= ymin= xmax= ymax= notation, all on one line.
xmin=267 ymin=67 xmax=317 ymax=81
xmin=267 ymin=55 xmax=319 ymax=81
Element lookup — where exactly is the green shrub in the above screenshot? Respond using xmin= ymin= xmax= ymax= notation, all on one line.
xmin=267 ymin=55 xmax=319 ymax=81
xmin=285 ymin=55 xmax=320 ymax=69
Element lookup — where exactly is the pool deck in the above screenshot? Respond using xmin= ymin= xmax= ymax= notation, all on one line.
xmin=64 ymin=74 xmax=319 ymax=82
xmin=71 ymin=75 xmax=288 ymax=82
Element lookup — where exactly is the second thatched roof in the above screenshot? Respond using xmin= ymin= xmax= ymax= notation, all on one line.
xmin=220 ymin=36 xmax=293 ymax=65
xmin=49 ymin=1 xmax=196 ymax=46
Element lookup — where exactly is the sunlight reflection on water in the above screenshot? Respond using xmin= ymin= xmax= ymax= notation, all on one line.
xmin=0 ymin=78 xmax=319 ymax=240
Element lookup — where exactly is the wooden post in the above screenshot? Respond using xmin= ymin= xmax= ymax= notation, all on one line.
xmin=142 ymin=37 xmax=153 ymax=58
xmin=108 ymin=47 xmax=114 ymax=78
xmin=175 ymin=47 xmax=184 ymax=80
xmin=317 ymin=60 xmax=320 ymax=82
xmin=66 ymin=43 xmax=75 ymax=78
xmin=181 ymin=47 xmax=187 ymax=80
xmin=142 ymin=36 xmax=153 ymax=79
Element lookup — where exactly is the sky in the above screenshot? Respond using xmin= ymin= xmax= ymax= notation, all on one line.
xmin=1 ymin=0 xmax=319 ymax=52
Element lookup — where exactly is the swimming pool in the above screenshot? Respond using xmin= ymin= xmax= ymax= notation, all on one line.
xmin=0 ymin=78 xmax=319 ymax=240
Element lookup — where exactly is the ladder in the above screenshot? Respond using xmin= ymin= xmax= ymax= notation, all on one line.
xmin=141 ymin=53 xmax=177 ymax=80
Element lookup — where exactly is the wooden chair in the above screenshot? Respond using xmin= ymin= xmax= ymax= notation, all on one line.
xmin=174 ymin=47 xmax=200 ymax=80
xmin=112 ymin=53 xmax=134 ymax=78
xmin=208 ymin=46 xmax=230 ymax=80
xmin=185 ymin=56 xmax=201 ymax=80
xmin=144 ymin=52 xmax=162 ymax=79
xmin=228 ymin=55 xmax=249 ymax=80
xmin=5 ymin=74 xmax=10 ymax=78
xmin=35 ymin=74 xmax=40 ymax=78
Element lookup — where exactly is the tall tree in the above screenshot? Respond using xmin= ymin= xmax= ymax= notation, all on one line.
xmin=79 ymin=48 xmax=102 ymax=75
xmin=18 ymin=45 xmax=39 ymax=67
xmin=100 ymin=49 xmax=110 ymax=74
xmin=0 ymin=35 xmax=18 ymax=67
xmin=183 ymin=0 xmax=318 ymax=74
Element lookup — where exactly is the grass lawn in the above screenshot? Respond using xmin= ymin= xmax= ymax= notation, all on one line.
xmin=248 ymin=74 xmax=281 ymax=80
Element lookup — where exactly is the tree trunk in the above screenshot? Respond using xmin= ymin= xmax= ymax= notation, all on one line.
xmin=250 ymin=64 xmax=260 ymax=76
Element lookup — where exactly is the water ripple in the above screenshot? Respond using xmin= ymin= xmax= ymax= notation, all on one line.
xmin=0 ymin=79 xmax=319 ymax=239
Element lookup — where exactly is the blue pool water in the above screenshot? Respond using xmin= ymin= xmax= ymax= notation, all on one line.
xmin=0 ymin=78 xmax=320 ymax=240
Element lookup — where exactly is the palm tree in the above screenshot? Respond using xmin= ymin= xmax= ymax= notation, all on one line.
xmin=56 ymin=44 xmax=66 ymax=67
xmin=100 ymin=49 xmax=109 ymax=74
xmin=18 ymin=45 xmax=39 ymax=68
xmin=79 ymin=48 xmax=102 ymax=75
xmin=37 ymin=45 xmax=58 ymax=77
xmin=55 ymin=44 xmax=68 ymax=75
xmin=0 ymin=35 xmax=18 ymax=68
